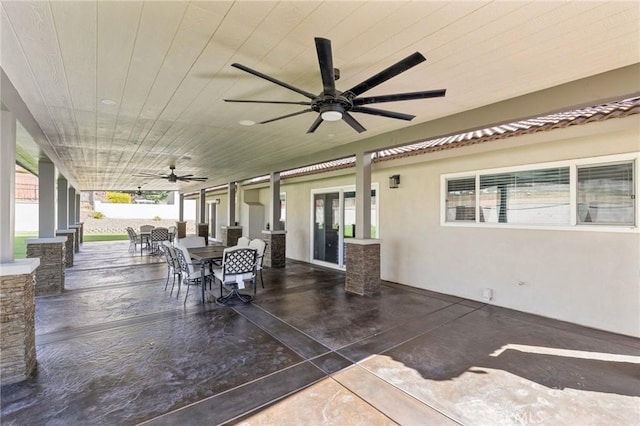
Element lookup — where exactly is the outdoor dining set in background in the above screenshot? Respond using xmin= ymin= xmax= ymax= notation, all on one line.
xmin=126 ymin=226 xmax=266 ymax=305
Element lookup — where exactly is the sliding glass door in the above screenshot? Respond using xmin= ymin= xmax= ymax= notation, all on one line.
xmin=311 ymin=186 xmax=377 ymax=268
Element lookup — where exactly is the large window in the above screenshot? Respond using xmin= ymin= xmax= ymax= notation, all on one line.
xmin=443 ymin=156 xmax=636 ymax=229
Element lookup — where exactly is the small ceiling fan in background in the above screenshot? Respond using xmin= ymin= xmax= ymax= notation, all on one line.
xmin=225 ymin=37 xmax=446 ymax=133
xmin=133 ymin=165 xmax=208 ymax=183
xmin=135 ymin=186 xmax=143 ymax=196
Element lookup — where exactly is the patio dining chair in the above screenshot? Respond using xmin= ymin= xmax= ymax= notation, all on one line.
xmin=212 ymin=247 xmax=257 ymax=304
xmin=126 ymin=227 xmax=143 ymax=254
xmin=149 ymin=227 xmax=170 ymax=255
xmin=237 ymin=236 xmax=251 ymax=246
xmin=173 ymin=244 xmax=212 ymax=303
xmin=139 ymin=225 xmax=155 ymax=233
xmin=175 ymin=236 xmax=206 ymax=249
xmin=249 ymin=238 xmax=266 ymax=288
xmin=167 ymin=225 xmax=176 ymax=243
xmin=159 ymin=243 xmax=181 ymax=295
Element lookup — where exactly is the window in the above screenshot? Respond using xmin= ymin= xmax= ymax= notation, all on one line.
xmin=577 ymin=163 xmax=634 ymax=225
xmin=442 ymin=156 xmax=636 ymax=229
xmin=446 ymin=177 xmax=475 ymax=222
xmin=479 ymin=168 xmax=570 ymax=225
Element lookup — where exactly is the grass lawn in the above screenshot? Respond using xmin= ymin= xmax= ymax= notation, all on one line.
xmin=13 ymin=233 xmax=127 ymax=259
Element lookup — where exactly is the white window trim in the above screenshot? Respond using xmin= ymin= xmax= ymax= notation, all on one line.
xmin=441 ymin=153 xmax=639 ymax=233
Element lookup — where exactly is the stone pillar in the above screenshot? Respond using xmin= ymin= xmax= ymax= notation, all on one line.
xmin=26 ymin=237 xmax=66 ymax=295
xmin=345 ymin=239 xmax=381 ymax=296
xmin=0 ymin=259 xmax=39 ymax=385
xmin=197 ymin=223 xmax=209 ymax=246
xmin=176 ymin=221 xmax=187 ymax=239
xmin=261 ymin=230 xmax=286 ymax=268
xmin=68 ymin=225 xmax=81 ymax=253
xmin=220 ymin=226 xmax=242 ymax=247
xmin=56 ymin=230 xmax=75 ymax=267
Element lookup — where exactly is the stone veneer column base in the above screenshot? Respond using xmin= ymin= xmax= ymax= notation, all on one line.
xmin=197 ymin=223 xmax=209 ymax=246
xmin=176 ymin=221 xmax=187 ymax=239
xmin=261 ymin=230 xmax=286 ymax=268
xmin=55 ymin=230 xmax=76 ymax=267
xmin=0 ymin=259 xmax=39 ymax=385
xmin=69 ymin=225 xmax=81 ymax=253
xmin=345 ymin=239 xmax=381 ymax=296
xmin=220 ymin=226 xmax=242 ymax=247
xmin=26 ymin=237 xmax=67 ymax=296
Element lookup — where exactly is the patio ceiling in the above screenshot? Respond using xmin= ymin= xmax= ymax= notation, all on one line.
xmin=1 ymin=1 xmax=639 ymax=191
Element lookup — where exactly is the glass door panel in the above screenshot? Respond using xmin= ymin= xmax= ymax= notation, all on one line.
xmin=313 ymin=192 xmax=340 ymax=264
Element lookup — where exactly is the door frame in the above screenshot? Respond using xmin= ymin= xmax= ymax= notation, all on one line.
xmin=309 ymin=183 xmax=379 ymax=270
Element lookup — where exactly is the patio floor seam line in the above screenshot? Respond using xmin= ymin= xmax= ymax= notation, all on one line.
xmin=332 ymin=365 xmax=461 ymax=426
xmin=337 ymin=304 xmax=484 ymax=364
xmin=232 ymin=303 xmax=333 ymax=360
xmin=328 ymin=376 xmax=402 ymax=426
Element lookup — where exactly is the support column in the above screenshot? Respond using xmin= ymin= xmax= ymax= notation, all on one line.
xmin=57 ymin=177 xmax=68 ymax=231
xmin=220 ymin=226 xmax=242 ymax=247
xmin=0 ymin=110 xmax=16 ymax=263
xmin=198 ymin=188 xmax=209 ymax=245
xmin=227 ymin=182 xmax=237 ymax=226
xmin=68 ymin=187 xmax=79 ymax=253
xmin=29 ymin=161 xmax=66 ymax=294
xmin=261 ymin=230 xmax=286 ymax=268
xmin=345 ymin=152 xmax=380 ymax=295
xmin=176 ymin=193 xmax=186 ymax=239
xmin=263 ymin=172 xmax=286 ymax=268
xmin=0 ymin=259 xmax=39 ymax=385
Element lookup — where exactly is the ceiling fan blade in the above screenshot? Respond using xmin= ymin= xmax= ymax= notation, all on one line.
xmin=231 ymin=63 xmax=316 ymax=99
xmin=342 ymin=112 xmax=366 ymax=133
xmin=259 ymin=108 xmax=314 ymax=124
xmin=306 ymin=115 xmax=324 ymax=134
xmin=351 ymin=106 xmax=415 ymax=121
xmin=178 ymin=176 xmax=208 ymax=182
xmin=224 ymin=99 xmax=311 ymax=105
xmin=354 ymin=89 xmax=446 ymax=105
xmin=132 ymin=173 xmax=160 ymax=178
xmin=315 ymin=37 xmax=335 ymax=95
xmin=344 ymin=52 xmax=426 ymax=98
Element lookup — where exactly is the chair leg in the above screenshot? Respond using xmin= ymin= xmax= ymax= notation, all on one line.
xmin=164 ymin=269 xmax=170 ymax=291
xmin=260 ymin=270 xmax=264 ymax=288
xmin=184 ymin=284 xmax=190 ymax=303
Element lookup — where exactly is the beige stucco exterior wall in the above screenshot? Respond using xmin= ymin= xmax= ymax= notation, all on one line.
xmin=267 ymin=115 xmax=639 ymax=337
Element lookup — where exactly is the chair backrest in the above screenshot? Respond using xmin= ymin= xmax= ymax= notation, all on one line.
xmin=221 ymin=247 xmax=257 ymax=280
xmin=176 ymin=236 xmax=206 ymax=248
xmin=158 ymin=244 xmax=177 ymax=270
xmin=237 ymin=236 xmax=251 ymax=246
xmin=249 ymin=239 xmax=266 ymax=269
xmin=126 ymin=227 xmax=136 ymax=242
xmin=167 ymin=225 xmax=176 ymax=234
xmin=140 ymin=225 xmax=155 ymax=233
xmin=173 ymin=244 xmax=195 ymax=275
xmin=150 ymin=227 xmax=169 ymax=242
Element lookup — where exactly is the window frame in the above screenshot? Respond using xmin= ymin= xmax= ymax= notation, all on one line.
xmin=441 ymin=153 xmax=639 ymax=233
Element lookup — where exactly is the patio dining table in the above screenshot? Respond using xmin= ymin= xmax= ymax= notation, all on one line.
xmin=188 ymin=245 xmax=227 ymax=303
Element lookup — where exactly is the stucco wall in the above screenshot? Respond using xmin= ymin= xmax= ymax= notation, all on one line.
xmin=275 ymin=116 xmax=639 ymax=337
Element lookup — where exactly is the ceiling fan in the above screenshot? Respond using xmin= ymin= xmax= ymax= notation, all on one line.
xmin=135 ymin=186 xmax=143 ymax=196
xmin=133 ymin=165 xmax=208 ymax=183
xmin=225 ymin=37 xmax=446 ymax=133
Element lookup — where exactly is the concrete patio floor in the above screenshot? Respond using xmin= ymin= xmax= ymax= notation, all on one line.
xmin=1 ymin=241 xmax=638 ymax=425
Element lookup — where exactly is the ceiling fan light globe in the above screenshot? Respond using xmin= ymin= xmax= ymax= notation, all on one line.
xmin=321 ymin=110 xmax=342 ymax=121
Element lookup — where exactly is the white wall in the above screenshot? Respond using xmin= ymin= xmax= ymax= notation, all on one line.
xmin=270 ymin=116 xmax=640 ymax=337
xmin=15 ymin=203 xmax=38 ymax=232
xmin=94 ymin=200 xmax=196 ymax=220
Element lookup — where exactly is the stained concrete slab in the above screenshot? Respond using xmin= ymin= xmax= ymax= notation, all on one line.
xmin=1 ymin=240 xmax=638 ymax=425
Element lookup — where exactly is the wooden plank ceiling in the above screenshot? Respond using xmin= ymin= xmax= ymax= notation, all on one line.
xmin=1 ymin=1 xmax=638 ymax=190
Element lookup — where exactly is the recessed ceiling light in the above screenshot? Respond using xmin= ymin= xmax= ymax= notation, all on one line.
xmin=101 ymin=99 xmax=116 ymax=105
xmin=239 ymin=120 xmax=255 ymax=126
